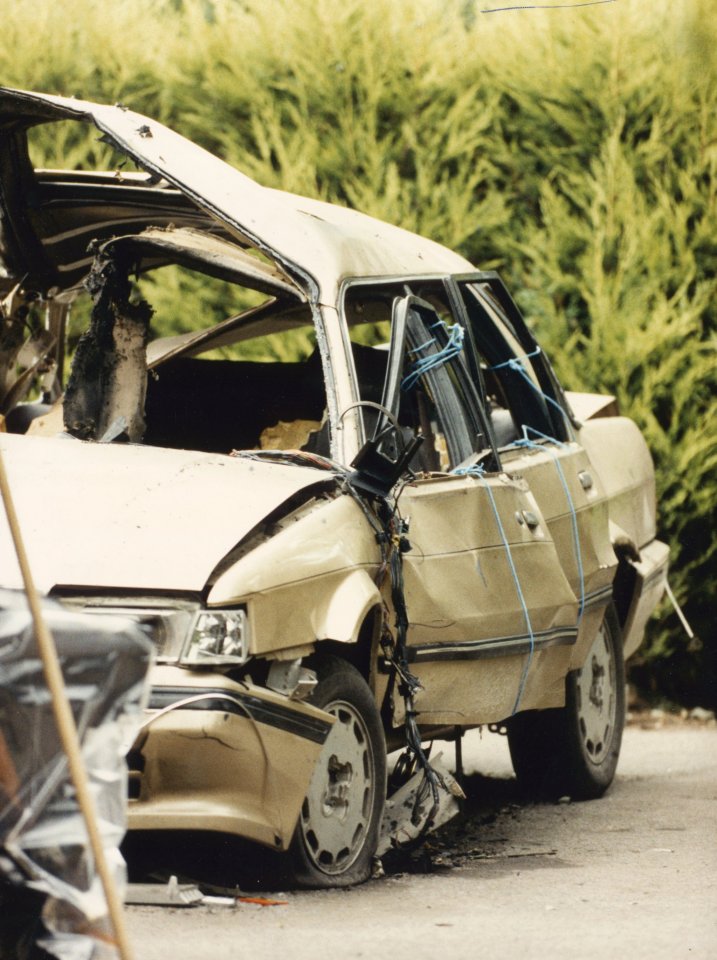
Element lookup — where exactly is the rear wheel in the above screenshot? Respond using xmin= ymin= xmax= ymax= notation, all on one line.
xmin=287 ymin=657 xmax=386 ymax=888
xmin=508 ymin=605 xmax=625 ymax=799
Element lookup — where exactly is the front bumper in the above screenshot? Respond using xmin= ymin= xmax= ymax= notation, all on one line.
xmin=127 ymin=666 xmax=334 ymax=851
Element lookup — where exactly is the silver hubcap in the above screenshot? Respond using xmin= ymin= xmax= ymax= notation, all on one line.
xmin=575 ymin=620 xmax=616 ymax=765
xmin=300 ymin=699 xmax=374 ymax=874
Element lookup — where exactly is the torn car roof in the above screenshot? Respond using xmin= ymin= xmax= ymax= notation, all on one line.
xmin=0 ymin=87 xmax=474 ymax=303
xmin=97 ymin=226 xmax=300 ymax=300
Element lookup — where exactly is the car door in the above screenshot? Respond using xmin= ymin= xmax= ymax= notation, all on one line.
xmin=344 ymin=281 xmax=580 ymax=726
xmin=454 ymin=275 xmax=618 ymax=676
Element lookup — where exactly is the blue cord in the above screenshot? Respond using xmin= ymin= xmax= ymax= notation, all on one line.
xmin=514 ymin=427 xmax=586 ymax=622
xmin=489 ymin=347 xmax=575 ymax=440
xmin=490 ymin=346 xmax=542 ymax=370
xmin=452 ymin=463 xmax=535 ymax=715
xmin=402 ymin=321 xmax=465 ymax=391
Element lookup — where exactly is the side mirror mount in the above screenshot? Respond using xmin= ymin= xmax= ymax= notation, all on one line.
xmin=349 ymin=423 xmax=423 ymax=498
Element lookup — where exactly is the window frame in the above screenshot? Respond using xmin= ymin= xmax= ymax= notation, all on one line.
xmin=339 ymin=275 xmax=499 ymax=472
xmin=453 ymin=271 xmax=577 ymax=445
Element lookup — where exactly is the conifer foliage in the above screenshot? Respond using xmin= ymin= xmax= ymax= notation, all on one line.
xmin=1 ymin=0 xmax=714 ymax=704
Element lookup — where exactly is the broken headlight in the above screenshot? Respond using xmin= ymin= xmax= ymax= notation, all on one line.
xmin=180 ymin=609 xmax=250 ymax=666
xmin=56 ymin=599 xmax=251 ymax=666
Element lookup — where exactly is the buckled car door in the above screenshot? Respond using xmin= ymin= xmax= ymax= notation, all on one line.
xmin=380 ymin=294 xmax=580 ymax=727
xmin=456 ymin=276 xmax=618 ymax=678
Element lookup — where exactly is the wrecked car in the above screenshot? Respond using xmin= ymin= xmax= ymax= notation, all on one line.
xmin=0 ymin=88 xmax=669 ymax=888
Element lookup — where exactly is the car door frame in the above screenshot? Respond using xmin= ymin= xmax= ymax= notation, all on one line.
xmin=340 ymin=276 xmax=583 ymax=726
xmin=451 ymin=272 xmax=618 ymax=675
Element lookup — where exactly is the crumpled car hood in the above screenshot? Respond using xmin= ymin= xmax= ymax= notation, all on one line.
xmin=0 ymin=433 xmax=334 ymax=594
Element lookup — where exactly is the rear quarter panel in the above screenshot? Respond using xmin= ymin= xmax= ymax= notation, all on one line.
xmin=577 ymin=417 xmax=658 ymax=550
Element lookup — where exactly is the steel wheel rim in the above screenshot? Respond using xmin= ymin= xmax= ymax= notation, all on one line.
xmin=299 ymin=698 xmax=375 ymax=875
xmin=575 ymin=619 xmax=617 ymax=766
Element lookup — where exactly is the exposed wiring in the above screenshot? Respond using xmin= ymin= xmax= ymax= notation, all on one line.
xmin=482 ymin=1 xmax=616 ymax=11
xmin=345 ymin=477 xmax=445 ymax=847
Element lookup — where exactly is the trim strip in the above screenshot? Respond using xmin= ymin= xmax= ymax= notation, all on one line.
xmin=405 ymin=584 xmax=615 ymax=666
xmin=148 ymin=686 xmax=331 ymax=745
xmin=583 ymin=583 xmax=614 ymax=608
xmin=407 ymin=624 xmax=578 ymax=664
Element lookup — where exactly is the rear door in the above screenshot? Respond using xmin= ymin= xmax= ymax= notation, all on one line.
xmin=455 ymin=275 xmax=618 ymax=674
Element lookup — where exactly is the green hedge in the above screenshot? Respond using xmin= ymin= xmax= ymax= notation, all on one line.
xmin=2 ymin=0 xmax=715 ymax=705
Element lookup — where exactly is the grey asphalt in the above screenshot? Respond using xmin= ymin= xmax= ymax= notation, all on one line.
xmin=125 ymin=722 xmax=717 ymax=960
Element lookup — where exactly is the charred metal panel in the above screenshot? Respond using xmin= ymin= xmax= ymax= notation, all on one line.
xmin=64 ymin=247 xmax=151 ymax=442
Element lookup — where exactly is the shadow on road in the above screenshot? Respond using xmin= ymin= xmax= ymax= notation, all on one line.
xmin=122 ymin=770 xmax=556 ymax=891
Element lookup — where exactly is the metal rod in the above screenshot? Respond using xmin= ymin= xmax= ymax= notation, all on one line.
xmin=0 ymin=444 xmax=135 ymax=960
xmin=454 ymin=725 xmax=464 ymax=787
xmin=664 ymin=580 xmax=695 ymax=640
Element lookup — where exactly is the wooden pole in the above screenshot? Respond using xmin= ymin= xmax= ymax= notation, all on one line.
xmin=0 ymin=444 xmax=135 ymax=960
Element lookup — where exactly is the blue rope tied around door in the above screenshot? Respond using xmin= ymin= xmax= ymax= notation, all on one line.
xmin=489 ymin=347 xmax=576 ymax=440
xmin=514 ymin=426 xmax=586 ymax=623
xmin=452 ymin=462 xmax=535 ymax=715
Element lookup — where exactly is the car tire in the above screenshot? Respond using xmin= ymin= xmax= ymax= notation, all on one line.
xmin=507 ymin=604 xmax=626 ymax=800
xmin=286 ymin=656 xmax=387 ymax=888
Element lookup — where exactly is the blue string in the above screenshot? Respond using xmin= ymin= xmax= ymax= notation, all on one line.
xmin=490 ymin=346 xmax=542 ymax=370
xmin=452 ymin=462 xmax=535 ymax=715
xmin=514 ymin=427 xmax=586 ymax=622
xmin=515 ymin=424 xmax=568 ymax=449
xmin=402 ymin=321 xmax=465 ymax=391
xmin=489 ymin=348 xmax=575 ymax=440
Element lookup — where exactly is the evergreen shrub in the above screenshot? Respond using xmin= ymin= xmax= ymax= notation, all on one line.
xmin=1 ymin=0 xmax=714 ymax=704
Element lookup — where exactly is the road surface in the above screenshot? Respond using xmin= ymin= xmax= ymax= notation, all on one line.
xmin=125 ymin=721 xmax=717 ymax=960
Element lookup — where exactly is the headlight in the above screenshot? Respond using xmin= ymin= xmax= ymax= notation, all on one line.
xmin=57 ymin=599 xmax=251 ymax=666
xmin=181 ymin=609 xmax=250 ymax=666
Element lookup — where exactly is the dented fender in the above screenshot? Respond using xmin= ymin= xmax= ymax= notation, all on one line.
xmin=310 ymin=568 xmax=382 ymax=644
xmin=128 ymin=666 xmax=335 ymax=849
xmin=209 ymin=494 xmax=380 ymax=655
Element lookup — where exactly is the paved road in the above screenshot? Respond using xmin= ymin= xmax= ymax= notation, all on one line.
xmin=125 ymin=723 xmax=717 ymax=960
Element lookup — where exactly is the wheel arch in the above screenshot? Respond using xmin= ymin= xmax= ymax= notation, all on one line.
xmin=611 ymin=548 xmax=638 ymax=634
xmin=608 ymin=523 xmax=640 ymax=637
xmin=311 ymin=568 xmax=382 ymax=651
xmin=312 ymin=599 xmax=383 ymax=683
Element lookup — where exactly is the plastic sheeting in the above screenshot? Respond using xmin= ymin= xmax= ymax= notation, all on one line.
xmin=0 ymin=589 xmax=152 ymax=960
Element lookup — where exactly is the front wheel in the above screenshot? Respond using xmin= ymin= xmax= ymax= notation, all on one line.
xmin=287 ymin=656 xmax=386 ymax=888
xmin=508 ymin=605 xmax=626 ymax=799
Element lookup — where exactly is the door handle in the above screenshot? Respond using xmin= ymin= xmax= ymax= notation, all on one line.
xmin=578 ymin=471 xmax=593 ymax=490
xmin=521 ymin=510 xmax=540 ymax=529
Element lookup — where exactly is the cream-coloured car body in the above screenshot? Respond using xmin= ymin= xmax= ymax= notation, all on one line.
xmin=0 ymin=432 xmax=338 ymax=596
xmin=209 ymin=495 xmax=382 ymax=654
xmin=0 ymin=87 xmax=669 ymax=851
xmin=129 ymin=667 xmax=335 ymax=850
xmin=577 ymin=416 xmax=668 ymax=658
